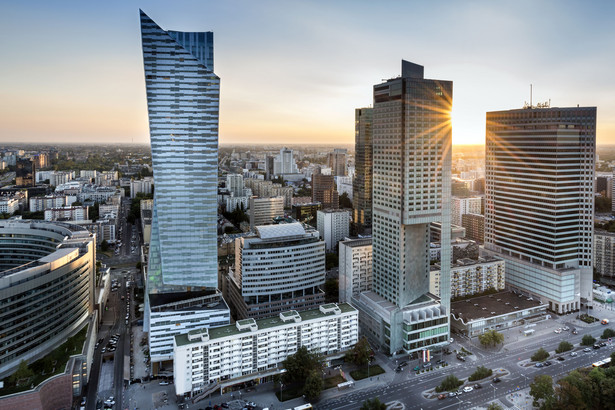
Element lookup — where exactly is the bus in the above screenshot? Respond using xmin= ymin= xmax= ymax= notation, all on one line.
xmin=592 ymin=357 xmax=611 ymax=368
xmin=293 ymin=405 xmax=313 ymax=410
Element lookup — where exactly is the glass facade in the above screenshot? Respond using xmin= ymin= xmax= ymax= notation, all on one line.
xmin=353 ymin=108 xmax=373 ymax=234
xmin=140 ymin=11 xmax=219 ymax=292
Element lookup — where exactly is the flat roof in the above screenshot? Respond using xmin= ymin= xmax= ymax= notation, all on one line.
xmin=451 ymin=291 xmax=546 ymax=322
xmin=256 ymin=223 xmax=305 ymax=239
xmin=175 ymin=303 xmax=356 ymax=347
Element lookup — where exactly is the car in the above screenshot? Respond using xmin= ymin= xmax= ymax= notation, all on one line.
xmin=395 ymin=366 xmax=402 ymax=373
xmin=413 ymin=366 xmax=421 ymax=372
xmin=423 ymin=362 xmax=432 ymax=368
xmin=554 ymin=329 xmax=561 ymax=334
xmin=493 ymin=377 xmax=501 ymax=383
xmin=438 ymin=394 xmax=447 ymax=400
xmin=583 ymin=348 xmax=592 ymax=352
xmin=399 ymin=361 xmax=408 ymax=367
xmin=556 ymin=356 xmax=565 ymax=361
xmin=571 ymin=352 xmax=578 ymax=357
xmin=159 ymin=381 xmax=169 ymax=385
xmin=594 ymin=344 xmax=601 ymax=350
xmin=572 ymin=329 xmax=578 ymax=335
xmin=96 ymin=400 xmax=103 ymax=409
xmin=81 ymin=397 xmax=87 ymax=406
xmin=535 ymin=362 xmax=543 ymax=368
xmin=247 ymin=402 xmax=256 ymax=407
xmin=463 ymin=386 xmax=473 ymax=393
xmin=474 ymin=384 xmax=482 ymax=389
xmin=563 ymin=326 xmax=570 ymax=331
xmin=600 ymin=342 xmax=607 ymax=347
xmin=221 ymin=404 xmax=229 ymax=409
xmin=544 ymin=361 xmax=552 ymax=366
xmin=448 ymin=392 xmax=457 ymax=397
xmin=437 ymin=359 xmax=446 ymax=364
xmin=101 ymin=348 xmax=106 ymax=353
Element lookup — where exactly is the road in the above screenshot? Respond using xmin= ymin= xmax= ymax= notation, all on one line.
xmin=316 ymin=321 xmax=615 ymax=410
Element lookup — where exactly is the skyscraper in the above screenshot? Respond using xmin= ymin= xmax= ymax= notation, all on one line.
xmin=353 ymin=60 xmax=452 ymax=355
xmin=273 ymin=147 xmax=298 ymax=175
xmin=484 ymin=106 xmax=596 ymax=313
xmin=353 ymin=108 xmax=373 ymax=234
xmin=328 ymin=148 xmax=347 ymax=176
xmin=140 ymin=11 xmax=230 ymax=365
xmin=312 ymin=173 xmax=339 ymax=209
xmin=141 ymin=10 xmax=219 ymax=293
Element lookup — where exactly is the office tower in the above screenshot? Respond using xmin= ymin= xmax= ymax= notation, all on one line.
xmin=339 ymin=238 xmax=372 ymax=303
xmin=328 ymin=148 xmax=347 ymax=176
xmin=484 ymin=106 xmax=596 ymax=313
xmin=140 ymin=11 xmax=230 ymax=366
xmin=273 ymin=147 xmax=298 ymax=175
xmin=249 ymin=196 xmax=284 ymax=230
xmin=265 ymin=155 xmax=275 ymax=179
xmin=141 ymin=10 xmax=218 ymax=292
xmin=461 ymin=213 xmax=485 ymax=244
xmin=226 ymin=173 xmax=244 ymax=197
xmin=317 ymin=208 xmax=351 ymax=252
xmin=353 ymin=60 xmax=452 ymax=355
xmin=312 ymin=173 xmax=339 ymax=209
xmin=15 ymin=158 xmax=35 ymax=187
xmin=353 ymin=108 xmax=373 ymax=234
xmin=451 ymin=196 xmax=482 ymax=226
xmin=292 ymin=202 xmax=322 ymax=223
xmin=225 ymin=223 xmax=326 ymax=319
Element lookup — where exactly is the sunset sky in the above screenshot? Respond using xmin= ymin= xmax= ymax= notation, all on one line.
xmin=1 ymin=0 xmax=614 ymax=146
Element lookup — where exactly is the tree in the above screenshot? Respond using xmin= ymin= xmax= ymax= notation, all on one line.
xmin=601 ymin=328 xmax=615 ymax=339
xmin=581 ymin=334 xmax=596 ymax=346
xmin=487 ymin=404 xmax=503 ymax=410
xmin=324 ymin=278 xmax=339 ymax=303
xmin=10 ymin=360 xmax=33 ymax=384
xmin=303 ymin=370 xmax=323 ymax=402
xmin=530 ymin=374 xmax=554 ymax=409
xmin=555 ymin=341 xmax=573 ymax=354
xmin=325 ymin=252 xmax=339 ymax=270
xmin=469 ymin=366 xmax=493 ymax=381
xmin=435 ymin=374 xmax=463 ymax=392
xmin=361 ymin=398 xmax=386 ymax=410
xmin=100 ymin=239 xmax=109 ymax=252
xmin=531 ymin=348 xmax=550 ymax=362
xmin=478 ymin=330 xmax=504 ymax=348
xmin=611 ymin=351 xmax=615 ymax=365
xmin=339 ymin=192 xmax=353 ymax=209
xmin=345 ymin=337 xmax=371 ymax=366
xmin=136 ymin=261 xmax=142 ymax=270
xmin=281 ymin=346 xmax=322 ymax=385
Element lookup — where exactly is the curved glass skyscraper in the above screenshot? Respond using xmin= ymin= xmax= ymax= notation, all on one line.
xmin=140 ymin=10 xmax=219 ymax=293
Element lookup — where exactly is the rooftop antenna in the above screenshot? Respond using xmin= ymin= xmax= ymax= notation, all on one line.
xmin=530 ymin=84 xmax=533 ymax=107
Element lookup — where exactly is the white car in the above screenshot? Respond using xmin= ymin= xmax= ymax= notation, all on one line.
xmin=463 ymin=386 xmax=473 ymax=393
xmin=159 ymin=381 xmax=169 ymax=386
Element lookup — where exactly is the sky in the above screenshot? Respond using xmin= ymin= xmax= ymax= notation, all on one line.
xmin=1 ymin=0 xmax=614 ymax=146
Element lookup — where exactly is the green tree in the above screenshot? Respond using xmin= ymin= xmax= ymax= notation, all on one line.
xmin=303 ymin=370 xmax=323 ymax=402
xmin=325 ymin=252 xmax=339 ymax=270
xmin=469 ymin=366 xmax=493 ymax=381
xmin=281 ymin=346 xmax=323 ymax=385
xmin=530 ymin=374 xmax=554 ymax=409
xmin=100 ymin=239 xmax=109 ymax=252
xmin=595 ymin=196 xmax=612 ymax=213
xmin=136 ymin=261 xmax=142 ymax=270
xmin=10 ymin=360 xmax=33 ymax=384
xmin=345 ymin=336 xmax=371 ymax=366
xmin=435 ymin=374 xmax=463 ymax=392
xmin=478 ymin=330 xmax=504 ymax=348
xmin=531 ymin=347 xmax=550 ymax=362
xmin=324 ymin=278 xmax=339 ymax=303
xmin=555 ymin=341 xmax=573 ymax=354
xmin=486 ymin=404 xmax=503 ymax=410
xmin=601 ymin=328 xmax=615 ymax=339
xmin=581 ymin=334 xmax=596 ymax=346
xmin=361 ymin=397 xmax=386 ymax=410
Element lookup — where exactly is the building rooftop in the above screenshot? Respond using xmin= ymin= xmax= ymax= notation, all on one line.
xmin=256 ymin=223 xmax=305 ymax=239
xmin=340 ymin=238 xmax=372 ymax=248
xmin=175 ymin=303 xmax=356 ymax=347
xmin=450 ymin=291 xmax=546 ymax=322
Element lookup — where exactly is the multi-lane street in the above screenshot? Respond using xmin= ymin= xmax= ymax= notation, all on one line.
xmin=316 ymin=320 xmax=615 ymax=410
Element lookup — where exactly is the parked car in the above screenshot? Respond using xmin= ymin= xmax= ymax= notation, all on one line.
xmin=438 ymin=394 xmax=447 ymax=400
xmin=571 ymin=352 xmax=578 ymax=357
xmin=556 ymin=356 xmax=565 ymax=361
xmin=493 ymin=377 xmax=501 ymax=383
xmin=463 ymin=386 xmax=473 ymax=393
xmin=583 ymin=348 xmax=592 ymax=352
xmin=474 ymin=384 xmax=482 ymax=389
xmin=544 ymin=361 xmax=552 ymax=366
xmin=413 ymin=366 xmax=421 ymax=372
xmin=535 ymin=362 xmax=543 ymax=368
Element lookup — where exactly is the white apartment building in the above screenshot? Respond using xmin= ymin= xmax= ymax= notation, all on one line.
xmin=149 ymin=294 xmax=230 ymax=364
xmin=130 ymin=177 xmax=153 ymax=198
xmin=339 ymin=238 xmax=372 ymax=303
xmin=80 ymin=170 xmax=98 ymax=180
xmin=430 ymin=256 xmax=505 ymax=299
xmin=452 ymin=196 xmax=482 ymax=226
xmin=173 ymin=303 xmax=358 ymax=397
xmin=0 ymin=197 xmax=19 ymax=215
xmin=273 ymin=147 xmax=298 ymax=175
xmin=249 ymin=196 xmax=284 ymax=230
xmin=44 ymin=206 xmax=88 ymax=222
xmin=226 ymin=174 xmax=244 ymax=198
xmin=225 ymin=195 xmax=250 ymax=212
xmin=29 ymin=195 xmax=69 ymax=212
xmin=595 ymin=230 xmax=615 ymax=279
xmin=317 ymin=209 xmax=350 ymax=252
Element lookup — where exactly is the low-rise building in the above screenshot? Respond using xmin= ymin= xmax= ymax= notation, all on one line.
xmin=29 ymin=195 xmax=69 ymax=212
xmin=595 ymin=230 xmax=615 ymax=279
xmin=173 ymin=303 xmax=358 ymax=398
xmin=44 ymin=206 xmax=88 ymax=222
xmin=430 ymin=256 xmax=505 ymax=299
xmin=292 ymin=202 xmax=322 ymax=223
xmin=0 ymin=196 xmax=19 ymax=215
xmin=249 ymin=196 xmax=284 ymax=230
xmin=450 ymin=291 xmax=548 ymax=337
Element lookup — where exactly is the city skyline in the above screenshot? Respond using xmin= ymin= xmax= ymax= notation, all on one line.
xmin=1 ymin=1 xmax=614 ymax=145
